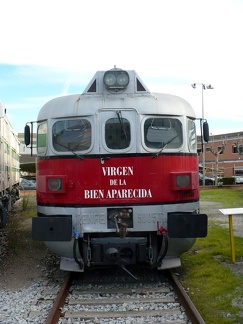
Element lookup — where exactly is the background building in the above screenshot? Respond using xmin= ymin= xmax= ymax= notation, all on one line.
xmin=198 ymin=131 xmax=243 ymax=178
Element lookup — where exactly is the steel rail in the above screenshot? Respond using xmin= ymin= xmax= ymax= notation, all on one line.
xmin=168 ymin=269 xmax=205 ymax=324
xmin=45 ymin=269 xmax=205 ymax=323
xmin=45 ymin=272 xmax=73 ymax=324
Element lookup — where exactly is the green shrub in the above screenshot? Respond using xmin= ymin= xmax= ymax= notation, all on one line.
xmin=221 ymin=177 xmax=235 ymax=185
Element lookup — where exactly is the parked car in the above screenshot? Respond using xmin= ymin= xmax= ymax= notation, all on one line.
xmin=27 ymin=178 xmax=36 ymax=185
xmin=23 ymin=176 xmax=36 ymax=184
xmin=20 ymin=178 xmax=36 ymax=190
xmin=233 ymin=176 xmax=243 ymax=184
xmin=199 ymin=173 xmax=215 ymax=185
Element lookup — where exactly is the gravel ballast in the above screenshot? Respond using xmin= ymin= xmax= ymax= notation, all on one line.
xmin=0 ymin=194 xmax=243 ymax=322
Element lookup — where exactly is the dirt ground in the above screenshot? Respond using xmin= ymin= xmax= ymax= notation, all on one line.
xmin=200 ymin=200 xmax=243 ymax=238
xmin=0 ymin=191 xmax=49 ymax=291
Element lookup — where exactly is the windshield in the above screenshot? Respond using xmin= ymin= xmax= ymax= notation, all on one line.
xmin=144 ymin=117 xmax=182 ymax=149
xmin=105 ymin=116 xmax=131 ymax=149
xmin=52 ymin=119 xmax=91 ymax=152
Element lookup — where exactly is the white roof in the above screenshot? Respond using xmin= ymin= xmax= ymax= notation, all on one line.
xmin=38 ymin=69 xmax=196 ymax=121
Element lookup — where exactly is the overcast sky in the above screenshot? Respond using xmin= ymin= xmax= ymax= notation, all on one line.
xmin=1 ymin=0 xmax=243 ymax=135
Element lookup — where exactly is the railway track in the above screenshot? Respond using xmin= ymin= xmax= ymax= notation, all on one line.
xmin=40 ymin=267 xmax=205 ymax=324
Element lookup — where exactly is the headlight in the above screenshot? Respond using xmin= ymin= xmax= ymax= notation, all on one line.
xmin=103 ymin=73 xmax=116 ymax=86
xmin=116 ymin=72 xmax=129 ymax=86
xmin=103 ymin=69 xmax=130 ymax=90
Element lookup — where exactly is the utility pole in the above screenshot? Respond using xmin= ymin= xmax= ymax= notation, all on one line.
xmin=191 ymin=83 xmax=214 ymax=186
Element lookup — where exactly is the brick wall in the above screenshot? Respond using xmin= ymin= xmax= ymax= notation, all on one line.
xmin=198 ymin=131 xmax=243 ymax=177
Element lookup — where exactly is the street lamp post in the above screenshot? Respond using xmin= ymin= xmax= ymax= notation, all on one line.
xmin=191 ymin=83 xmax=214 ymax=186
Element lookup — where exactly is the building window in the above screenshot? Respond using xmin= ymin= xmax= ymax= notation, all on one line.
xmin=218 ymin=146 xmax=224 ymax=154
xmin=235 ymin=168 xmax=243 ymax=176
xmin=232 ymin=145 xmax=238 ymax=154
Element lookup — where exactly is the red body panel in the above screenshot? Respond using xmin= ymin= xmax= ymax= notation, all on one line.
xmin=37 ymin=154 xmax=199 ymax=205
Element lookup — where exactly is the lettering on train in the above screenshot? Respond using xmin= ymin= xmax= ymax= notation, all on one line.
xmin=102 ymin=166 xmax=134 ymax=176
xmin=81 ymin=213 xmax=105 ymax=224
xmin=84 ymin=189 xmax=152 ymax=199
xmin=137 ymin=212 xmax=163 ymax=224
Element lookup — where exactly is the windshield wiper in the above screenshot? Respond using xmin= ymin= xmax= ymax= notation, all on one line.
xmin=53 ymin=139 xmax=84 ymax=159
xmin=153 ymin=134 xmax=178 ymax=158
xmin=116 ymin=110 xmax=129 ymax=145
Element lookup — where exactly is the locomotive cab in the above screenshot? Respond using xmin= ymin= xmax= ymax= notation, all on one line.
xmin=27 ymin=67 xmax=208 ymax=274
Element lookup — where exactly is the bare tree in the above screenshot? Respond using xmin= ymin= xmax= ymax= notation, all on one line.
xmin=209 ymin=143 xmax=226 ymax=186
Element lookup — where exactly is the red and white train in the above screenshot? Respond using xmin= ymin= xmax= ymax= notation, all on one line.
xmin=25 ymin=68 xmax=208 ymax=274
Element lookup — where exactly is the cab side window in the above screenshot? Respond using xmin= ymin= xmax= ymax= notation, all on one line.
xmin=37 ymin=122 xmax=47 ymax=155
xmin=188 ymin=119 xmax=197 ymax=152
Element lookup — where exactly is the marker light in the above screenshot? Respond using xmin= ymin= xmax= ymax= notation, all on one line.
xmin=171 ymin=172 xmax=197 ymax=191
xmin=48 ymin=178 xmax=63 ymax=191
xmin=175 ymin=175 xmax=190 ymax=188
xmin=103 ymin=70 xmax=130 ymax=90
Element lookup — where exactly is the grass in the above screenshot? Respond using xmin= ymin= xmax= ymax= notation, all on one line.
xmin=178 ymin=188 xmax=243 ymax=323
xmin=200 ymin=187 xmax=243 ymax=209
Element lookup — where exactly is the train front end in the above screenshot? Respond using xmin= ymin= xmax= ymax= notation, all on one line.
xmin=30 ymin=68 xmax=207 ymax=272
